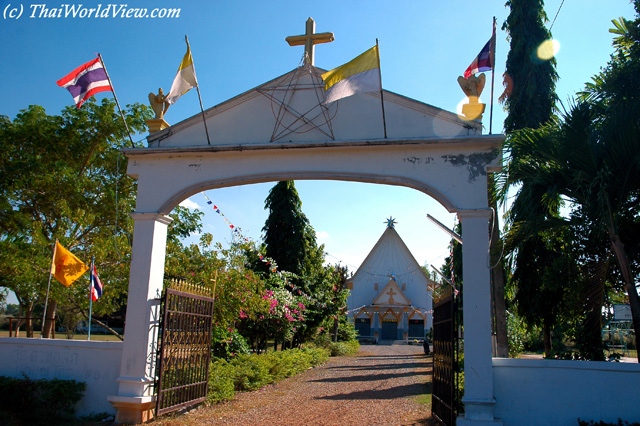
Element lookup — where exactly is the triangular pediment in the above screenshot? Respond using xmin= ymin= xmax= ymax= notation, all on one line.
xmin=148 ymin=64 xmax=481 ymax=148
xmin=372 ymin=280 xmax=411 ymax=306
xmin=349 ymin=226 xmax=432 ymax=286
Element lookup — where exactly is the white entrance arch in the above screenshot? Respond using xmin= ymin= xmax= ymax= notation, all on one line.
xmin=108 ymin=64 xmax=504 ymax=426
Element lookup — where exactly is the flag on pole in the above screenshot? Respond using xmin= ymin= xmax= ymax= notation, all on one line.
xmin=321 ymin=46 xmax=381 ymax=104
xmin=165 ymin=44 xmax=198 ymax=105
xmin=56 ymin=57 xmax=113 ymax=108
xmin=51 ymin=241 xmax=89 ymax=287
xmin=463 ymin=31 xmax=496 ymax=79
xmin=90 ymin=262 xmax=103 ymax=301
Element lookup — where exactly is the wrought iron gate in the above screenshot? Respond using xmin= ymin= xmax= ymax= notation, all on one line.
xmin=432 ymin=293 xmax=457 ymax=426
xmin=155 ymin=282 xmax=215 ymax=416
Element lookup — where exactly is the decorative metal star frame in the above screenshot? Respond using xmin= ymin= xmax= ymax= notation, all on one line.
xmin=257 ymin=61 xmax=338 ymax=142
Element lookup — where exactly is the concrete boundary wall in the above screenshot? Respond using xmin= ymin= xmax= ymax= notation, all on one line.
xmin=0 ymin=338 xmax=123 ymax=416
xmin=493 ymin=358 xmax=640 ymax=426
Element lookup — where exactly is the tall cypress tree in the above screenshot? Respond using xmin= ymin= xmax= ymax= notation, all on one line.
xmin=501 ymin=0 xmax=558 ymax=132
xmin=262 ymin=181 xmax=322 ymax=279
xmin=501 ymin=0 xmax=561 ymax=356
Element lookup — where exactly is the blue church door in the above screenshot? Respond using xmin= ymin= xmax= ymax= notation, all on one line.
xmin=381 ymin=320 xmax=398 ymax=340
xmin=355 ymin=318 xmax=371 ymax=337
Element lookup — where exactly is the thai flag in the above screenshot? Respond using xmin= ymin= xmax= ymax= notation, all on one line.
xmin=57 ymin=57 xmax=113 ymax=108
xmin=90 ymin=263 xmax=103 ymax=301
xmin=463 ymin=36 xmax=494 ymax=79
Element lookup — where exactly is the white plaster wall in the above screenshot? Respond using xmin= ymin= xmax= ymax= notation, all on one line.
xmin=0 ymin=338 xmax=123 ymax=416
xmin=127 ymin=139 xmax=501 ymax=215
xmin=493 ymin=358 xmax=640 ymax=426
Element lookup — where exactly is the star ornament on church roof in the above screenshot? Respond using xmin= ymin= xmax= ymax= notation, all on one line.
xmin=385 ymin=217 xmax=397 ymax=228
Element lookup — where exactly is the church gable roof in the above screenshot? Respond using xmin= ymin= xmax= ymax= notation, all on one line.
xmin=349 ymin=224 xmax=430 ymax=285
xmin=148 ymin=64 xmax=481 ymax=148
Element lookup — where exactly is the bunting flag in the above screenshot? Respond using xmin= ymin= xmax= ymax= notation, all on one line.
xmin=56 ymin=57 xmax=113 ymax=108
xmin=165 ymin=44 xmax=198 ymax=105
xmin=463 ymin=26 xmax=496 ymax=79
xmin=321 ymin=45 xmax=381 ymax=104
xmin=202 ymin=192 xmax=331 ymax=307
xmin=51 ymin=241 xmax=89 ymax=287
xmin=90 ymin=262 xmax=103 ymax=301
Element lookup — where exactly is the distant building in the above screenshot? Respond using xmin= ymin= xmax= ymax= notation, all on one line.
xmin=346 ymin=218 xmax=433 ymax=341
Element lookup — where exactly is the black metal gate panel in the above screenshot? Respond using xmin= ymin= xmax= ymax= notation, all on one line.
xmin=155 ymin=287 xmax=215 ymax=416
xmin=432 ymin=293 xmax=457 ymax=426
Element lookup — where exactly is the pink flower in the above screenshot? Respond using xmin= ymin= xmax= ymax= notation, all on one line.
xmin=298 ymin=303 xmax=305 ymax=310
xmin=239 ymin=310 xmax=247 ymax=319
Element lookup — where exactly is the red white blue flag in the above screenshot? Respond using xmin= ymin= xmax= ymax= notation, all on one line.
xmin=464 ymin=37 xmax=494 ymax=79
xmin=56 ymin=57 xmax=112 ymax=108
xmin=464 ymin=20 xmax=496 ymax=79
xmin=90 ymin=263 xmax=103 ymax=301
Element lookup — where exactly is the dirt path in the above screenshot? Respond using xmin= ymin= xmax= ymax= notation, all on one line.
xmin=153 ymin=344 xmax=436 ymax=426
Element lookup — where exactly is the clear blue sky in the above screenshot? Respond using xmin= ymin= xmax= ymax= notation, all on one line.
xmin=1 ymin=1 xmax=636 ymax=302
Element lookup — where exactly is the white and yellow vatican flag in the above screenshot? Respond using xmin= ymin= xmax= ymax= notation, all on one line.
xmin=321 ymin=45 xmax=381 ymax=104
xmin=165 ymin=44 xmax=198 ymax=105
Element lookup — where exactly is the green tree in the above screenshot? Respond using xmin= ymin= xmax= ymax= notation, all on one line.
xmin=261 ymin=181 xmax=335 ymax=347
xmin=262 ymin=181 xmax=323 ymax=279
xmin=503 ymin=93 xmax=640 ymax=361
xmin=511 ymin=230 xmax=579 ymax=356
xmin=499 ymin=0 xmax=561 ymax=356
xmin=0 ymin=99 xmax=151 ymax=337
xmin=521 ymin=4 xmax=640 ymax=361
xmin=501 ymin=0 xmax=558 ymax=132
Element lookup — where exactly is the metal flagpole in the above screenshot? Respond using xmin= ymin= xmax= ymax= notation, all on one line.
xmin=88 ymin=256 xmax=94 ymax=340
xmin=98 ymin=53 xmax=136 ymax=148
xmin=185 ymin=35 xmax=212 ymax=145
xmin=41 ymin=240 xmax=57 ymax=338
xmin=376 ymin=39 xmax=387 ymax=139
xmin=489 ymin=17 xmax=497 ymax=135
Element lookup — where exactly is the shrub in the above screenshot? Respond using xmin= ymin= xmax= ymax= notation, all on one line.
xmin=0 ymin=376 xmax=86 ymax=426
xmin=211 ymin=327 xmax=251 ymax=360
xmin=208 ymin=359 xmax=237 ymax=403
xmin=313 ymin=335 xmax=360 ymax=357
xmin=207 ymin=347 xmax=330 ymax=404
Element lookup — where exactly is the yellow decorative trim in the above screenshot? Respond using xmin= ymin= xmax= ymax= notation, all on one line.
xmin=165 ymin=277 xmax=216 ymax=298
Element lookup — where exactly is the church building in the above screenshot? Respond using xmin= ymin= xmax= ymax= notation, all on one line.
xmin=346 ymin=217 xmax=434 ymax=341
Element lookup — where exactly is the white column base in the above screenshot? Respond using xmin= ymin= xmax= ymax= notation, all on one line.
xmin=107 ymin=395 xmax=156 ymax=424
xmin=457 ymin=397 xmax=503 ymax=426
xmin=457 ymin=418 xmax=504 ymax=426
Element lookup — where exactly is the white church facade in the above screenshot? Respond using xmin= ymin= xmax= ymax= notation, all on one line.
xmin=347 ymin=218 xmax=433 ymax=342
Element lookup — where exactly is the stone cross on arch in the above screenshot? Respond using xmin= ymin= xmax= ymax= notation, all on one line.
xmin=286 ymin=17 xmax=334 ymax=66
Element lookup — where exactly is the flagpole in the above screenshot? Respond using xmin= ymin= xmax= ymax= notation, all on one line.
xmin=41 ymin=240 xmax=57 ymax=338
xmin=489 ymin=17 xmax=497 ymax=135
xmin=376 ymin=39 xmax=387 ymax=139
xmin=98 ymin=54 xmax=136 ymax=149
xmin=88 ymin=256 xmax=94 ymax=341
xmin=185 ymin=35 xmax=212 ymax=145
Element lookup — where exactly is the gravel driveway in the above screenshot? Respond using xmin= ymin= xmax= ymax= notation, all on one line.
xmin=154 ymin=343 xmax=436 ymax=426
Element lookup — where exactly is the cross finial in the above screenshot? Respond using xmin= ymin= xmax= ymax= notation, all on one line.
xmin=385 ymin=217 xmax=397 ymax=228
xmin=286 ymin=17 xmax=334 ymax=66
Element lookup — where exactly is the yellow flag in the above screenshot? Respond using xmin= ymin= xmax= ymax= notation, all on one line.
xmin=51 ymin=241 xmax=89 ymax=287
xmin=321 ymin=46 xmax=381 ymax=104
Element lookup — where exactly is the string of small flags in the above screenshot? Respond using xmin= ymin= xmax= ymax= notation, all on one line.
xmin=202 ymin=192 xmax=330 ymax=308
xmin=347 ymin=304 xmax=434 ymax=316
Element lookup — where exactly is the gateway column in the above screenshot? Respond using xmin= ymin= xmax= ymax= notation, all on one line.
xmin=457 ymin=209 xmax=502 ymax=426
xmin=108 ymin=212 xmax=173 ymax=424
